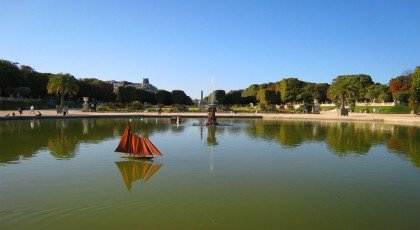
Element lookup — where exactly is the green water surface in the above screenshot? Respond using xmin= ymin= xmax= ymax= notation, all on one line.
xmin=0 ymin=118 xmax=419 ymax=229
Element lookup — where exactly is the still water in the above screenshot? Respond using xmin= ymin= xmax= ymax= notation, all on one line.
xmin=0 ymin=118 xmax=419 ymax=229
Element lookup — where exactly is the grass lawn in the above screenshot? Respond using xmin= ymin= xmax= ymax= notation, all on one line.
xmin=353 ymin=105 xmax=411 ymax=114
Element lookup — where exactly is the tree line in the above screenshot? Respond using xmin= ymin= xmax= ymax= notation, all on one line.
xmin=205 ymin=69 xmax=419 ymax=111
xmin=0 ymin=59 xmax=193 ymax=106
xmin=1 ymin=59 xmax=418 ymax=110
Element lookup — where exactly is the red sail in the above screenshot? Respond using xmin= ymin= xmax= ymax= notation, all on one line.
xmin=144 ymin=136 xmax=163 ymax=157
xmin=115 ymin=123 xmax=132 ymax=153
xmin=130 ymin=134 xmax=142 ymax=155
xmin=141 ymin=136 xmax=153 ymax=156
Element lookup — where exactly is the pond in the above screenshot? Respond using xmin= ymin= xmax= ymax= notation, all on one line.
xmin=0 ymin=118 xmax=419 ymax=229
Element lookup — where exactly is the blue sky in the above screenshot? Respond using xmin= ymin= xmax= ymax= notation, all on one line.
xmin=1 ymin=0 xmax=419 ymax=98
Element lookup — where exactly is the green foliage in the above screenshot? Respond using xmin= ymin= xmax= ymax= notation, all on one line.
xmin=392 ymin=92 xmax=409 ymax=103
xmin=155 ymin=90 xmax=172 ymax=105
xmin=212 ymin=90 xmax=226 ymax=104
xmin=171 ymin=90 xmax=191 ymax=105
xmin=116 ymin=86 xmax=136 ymax=103
xmin=279 ymin=78 xmax=304 ymax=103
xmin=0 ymin=100 xmax=47 ymax=110
xmin=378 ymin=92 xmax=392 ymax=102
xmin=349 ymin=74 xmax=374 ymax=100
xmin=364 ymin=84 xmax=388 ymax=101
xmin=314 ymin=83 xmax=330 ymax=102
xmin=256 ymin=89 xmax=278 ymax=104
xmin=47 ymin=73 xmax=79 ymax=106
xmin=225 ymin=90 xmax=243 ymax=104
xmin=136 ymin=89 xmax=155 ymax=104
xmin=242 ymin=84 xmax=259 ymax=97
xmin=77 ymin=78 xmax=115 ymax=102
xmin=16 ymin=87 xmax=31 ymax=98
xmin=0 ymin=60 xmax=26 ymax=96
xmin=410 ymin=66 xmax=420 ymax=100
xmin=353 ymin=105 xmax=410 ymax=114
xmin=327 ymin=76 xmax=357 ymax=109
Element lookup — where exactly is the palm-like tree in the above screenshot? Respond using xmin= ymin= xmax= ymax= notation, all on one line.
xmin=327 ymin=76 xmax=356 ymax=109
xmin=47 ymin=73 xmax=79 ymax=106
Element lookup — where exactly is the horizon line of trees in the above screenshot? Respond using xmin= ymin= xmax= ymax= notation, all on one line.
xmin=1 ymin=59 xmax=419 ymax=110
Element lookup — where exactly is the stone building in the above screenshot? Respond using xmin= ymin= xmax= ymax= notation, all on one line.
xmin=109 ymin=78 xmax=158 ymax=93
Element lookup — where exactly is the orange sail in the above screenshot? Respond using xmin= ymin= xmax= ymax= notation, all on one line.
xmin=115 ymin=123 xmax=132 ymax=153
xmin=144 ymin=136 xmax=163 ymax=156
xmin=115 ymin=123 xmax=163 ymax=158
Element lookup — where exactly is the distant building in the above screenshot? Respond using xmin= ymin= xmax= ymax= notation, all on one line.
xmin=109 ymin=78 xmax=158 ymax=93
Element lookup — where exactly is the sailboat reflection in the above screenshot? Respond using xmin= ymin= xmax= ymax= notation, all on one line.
xmin=115 ymin=160 xmax=163 ymax=190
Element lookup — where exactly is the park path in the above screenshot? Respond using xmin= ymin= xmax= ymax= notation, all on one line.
xmin=0 ymin=109 xmax=419 ymax=126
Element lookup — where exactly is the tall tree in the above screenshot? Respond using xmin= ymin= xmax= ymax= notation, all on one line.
xmin=279 ymin=78 xmax=304 ymax=103
xmin=0 ymin=60 xmax=25 ymax=97
xmin=116 ymin=86 xmax=136 ymax=103
xmin=171 ymin=90 xmax=189 ymax=104
xmin=256 ymin=89 xmax=278 ymax=104
xmin=225 ymin=90 xmax=243 ymax=104
xmin=155 ymin=90 xmax=173 ymax=105
xmin=212 ymin=90 xmax=226 ymax=104
xmin=136 ymin=89 xmax=155 ymax=104
xmin=389 ymin=74 xmax=411 ymax=103
xmin=365 ymin=84 xmax=389 ymax=101
xmin=47 ymin=73 xmax=79 ymax=106
xmin=327 ymin=76 xmax=357 ymax=109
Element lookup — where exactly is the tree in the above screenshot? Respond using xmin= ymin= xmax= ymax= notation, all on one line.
xmin=116 ymin=86 xmax=136 ymax=103
xmin=256 ymin=89 xmax=278 ymax=104
xmin=0 ymin=60 xmax=25 ymax=97
xmin=171 ymin=90 xmax=189 ymax=104
xmin=389 ymin=74 xmax=411 ymax=103
xmin=47 ymin=73 xmax=80 ymax=106
xmin=212 ymin=90 xmax=226 ymax=104
xmin=242 ymin=84 xmax=259 ymax=97
xmin=410 ymin=66 xmax=420 ymax=100
xmin=225 ymin=90 xmax=243 ymax=104
xmin=77 ymin=78 xmax=115 ymax=102
xmin=327 ymin=76 xmax=357 ymax=109
xmin=409 ymin=66 xmax=420 ymax=113
xmin=16 ymin=87 xmax=31 ymax=98
xmin=279 ymin=78 xmax=304 ymax=103
xmin=349 ymin=74 xmax=374 ymax=101
xmin=314 ymin=83 xmax=330 ymax=102
xmin=365 ymin=84 xmax=388 ymax=101
xmin=155 ymin=90 xmax=172 ymax=105
xmin=136 ymin=89 xmax=155 ymax=104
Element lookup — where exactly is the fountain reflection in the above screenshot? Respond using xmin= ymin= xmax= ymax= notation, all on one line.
xmin=115 ymin=160 xmax=163 ymax=191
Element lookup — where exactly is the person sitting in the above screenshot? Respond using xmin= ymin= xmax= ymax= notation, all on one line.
xmin=36 ymin=111 xmax=42 ymax=117
xmin=5 ymin=114 xmax=10 ymax=117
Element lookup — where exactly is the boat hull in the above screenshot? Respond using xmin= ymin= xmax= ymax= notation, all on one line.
xmin=120 ymin=153 xmax=154 ymax=159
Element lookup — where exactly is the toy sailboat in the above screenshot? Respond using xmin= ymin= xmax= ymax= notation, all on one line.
xmin=115 ymin=123 xmax=163 ymax=158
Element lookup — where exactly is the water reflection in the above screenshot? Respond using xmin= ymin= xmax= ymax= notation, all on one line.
xmin=0 ymin=118 xmax=419 ymax=167
xmin=206 ymin=125 xmax=218 ymax=146
xmin=115 ymin=160 xmax=163 ymax=190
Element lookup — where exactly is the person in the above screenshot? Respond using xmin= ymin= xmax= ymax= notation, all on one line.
xmin=36 ymin=111 xmax=42 ymax=117
xmin=62 ymin=106 xmax=67 ymax=116
xmin=18 ymin=106 xmax=23 ymax=116
xmin=12 ymin=112 xmax=15 ymax=116
xmin=158 ymin=107 xmax=162 ymax=115
xmin=30 ymin=105 xmax=35 ymax=115
xmin=5 ymin=114 xmax=9 ymax=117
